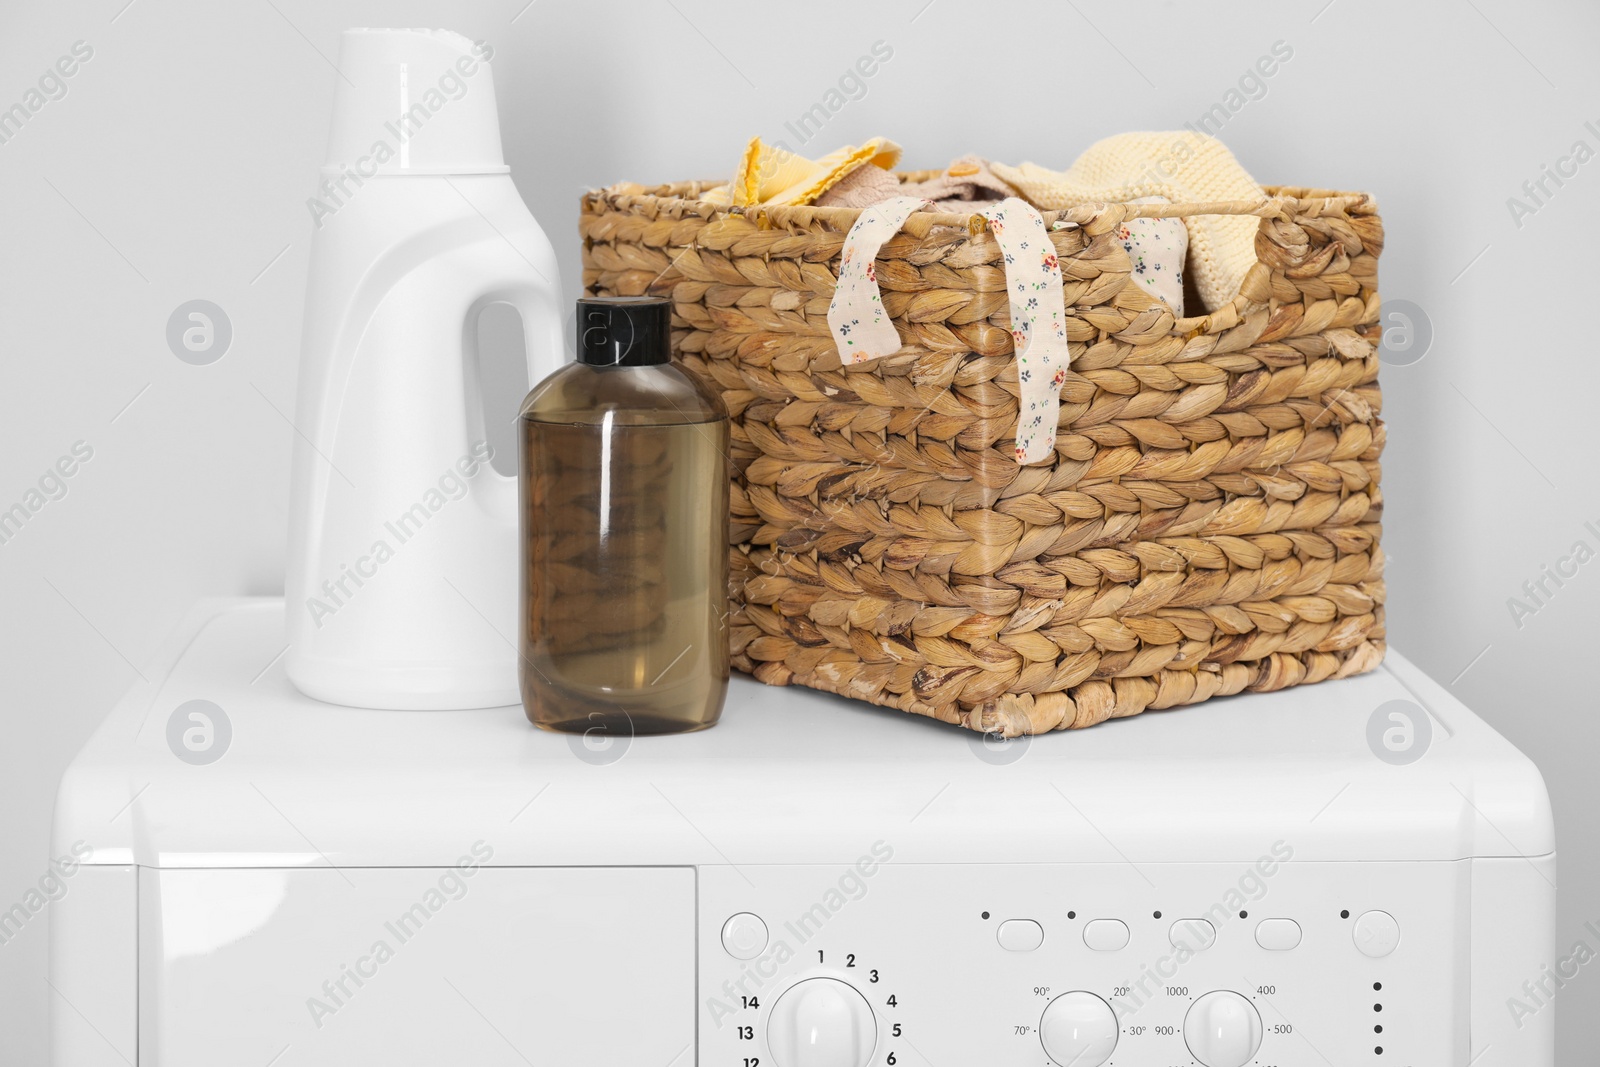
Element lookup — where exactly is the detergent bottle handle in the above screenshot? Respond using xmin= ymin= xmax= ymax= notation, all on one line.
xmin=470 ymin=274 xmax=566 ymax=525
xmin=512 ymin=272 xmax=568 ymax=413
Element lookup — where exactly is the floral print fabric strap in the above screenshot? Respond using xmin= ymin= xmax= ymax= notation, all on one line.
xmin=827 ymin=195 xmax=931 ymax=365
xmin=984 ymin=198 xmax=1070 ymax=464
xmin=826 ymin=195 xmax=1074 ymax=464
xmin=1116 ymin=197 xmax=1187 ymax=314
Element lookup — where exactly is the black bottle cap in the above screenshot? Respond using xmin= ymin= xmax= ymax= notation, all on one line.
xmin=576 ymin=296 xmax=672 ymax=367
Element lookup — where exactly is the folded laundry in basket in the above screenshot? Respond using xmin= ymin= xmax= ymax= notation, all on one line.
xmin=993 ymin=131 xmax=1264 ymax=311
xmin=701 ymin=137 xmax=1018 ymax=212
xmin=701 ymin=135 xmax=902 ymax=208
xmin=699 ymin=134 xmax=1210 ymax=320
xmin=815 ymin=154 xmax=1017 ymax=210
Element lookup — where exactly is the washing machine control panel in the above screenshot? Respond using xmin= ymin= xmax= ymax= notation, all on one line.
xmin=699 ymin=850 xmax=1460 ymax=1066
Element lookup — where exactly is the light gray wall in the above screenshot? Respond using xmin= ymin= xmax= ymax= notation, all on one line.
xmin=2 ymin=0 xmax=1595 ymax=1062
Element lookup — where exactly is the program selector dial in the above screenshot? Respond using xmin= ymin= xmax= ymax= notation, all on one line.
xmin=766 ymin=977 xmax=877 ymax=1067
xmin=1184 ymin=990 xmax=1265 ymax=1067
xmin=1039 ymin=991 xmax=1119 ymax=1067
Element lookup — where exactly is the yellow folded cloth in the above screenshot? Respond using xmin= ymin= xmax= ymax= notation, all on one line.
xmin=702 ymin=135 xmax=901 ymax=208
xmin=991 ymin=132 xmax=1266 ymax=311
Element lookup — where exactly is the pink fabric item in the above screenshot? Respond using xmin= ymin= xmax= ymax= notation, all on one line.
xmin=816 ymin=155 xmax=1016 ymax=211
xmin=813 ymin=162 xmax=901 ymax=209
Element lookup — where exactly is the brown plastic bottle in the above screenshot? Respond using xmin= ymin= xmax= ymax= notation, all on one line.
xmin=518 ymin=297 xmax=729 ymax=736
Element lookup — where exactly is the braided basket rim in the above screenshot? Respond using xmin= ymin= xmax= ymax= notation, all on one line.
xmin=581 ymin=179 xmax=1378 ymax=337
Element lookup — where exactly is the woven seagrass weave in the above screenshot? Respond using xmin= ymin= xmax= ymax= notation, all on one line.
xmin=580 ymin=177 xmax=1386 ymax=735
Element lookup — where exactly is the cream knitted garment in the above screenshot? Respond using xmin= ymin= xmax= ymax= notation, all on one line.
xmin=991 ymin=132 xmax=1265 ymax=312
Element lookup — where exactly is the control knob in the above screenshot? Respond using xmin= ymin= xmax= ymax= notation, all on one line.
xmin=766 ymin=977 xmax=877 ymax=1067
xmin=1183 ymin=990 xmax=1264 ymax=1067
xmin=1039 ymin=991 xmax=1119 ymax=1067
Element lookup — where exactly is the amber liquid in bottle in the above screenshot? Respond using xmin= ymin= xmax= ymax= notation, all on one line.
xmin=518 ymin=298 xmax=729 ymax=735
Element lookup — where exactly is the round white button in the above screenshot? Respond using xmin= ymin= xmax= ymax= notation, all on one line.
xmin=721 ymin=912 xmax=768 ymax=960
xmin=1184 ymin=990 xmax=1264 ymax=1067
xmin=1039 ymin=991 xmax=1118 ymax=1067
xmin=767 ymin=978 xmax=876 ymax=1067
xmin=1354 ymin=910 xmax=1400 ymax=957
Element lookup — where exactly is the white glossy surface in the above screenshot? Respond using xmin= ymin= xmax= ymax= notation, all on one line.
xmin=1472 ymin=856 xmax=1558 ymax=1067
xmin=766 ymin=978 xmax=876 ymax=1067
xmin=1038 ymin=991 xmax=1118 ymax=1067
xmin=324 ymin=30 xmax=509 ymax=175
xmin=137 ymin=865 xmax=693 ymax=1066
xmin=55 ymin=600 xmax=1556 ymax=869
xmin=49 ymin=866 xmax=136 ymax=1067
xmin=1184 ymin=991 xmax=1264 ymax=1067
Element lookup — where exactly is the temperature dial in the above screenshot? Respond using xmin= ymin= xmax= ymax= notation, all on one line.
xmin=767 ymin=977 xmax=877 ymax=1067
xmin=1039 ymin=991 xmax=1118 ymax=1067
xmin=1184 ymin=990 xmax=1264 ymax=1067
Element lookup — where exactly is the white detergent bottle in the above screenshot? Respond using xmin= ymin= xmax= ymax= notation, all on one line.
xmin=285 ymin=28 xmax=563 ymax=709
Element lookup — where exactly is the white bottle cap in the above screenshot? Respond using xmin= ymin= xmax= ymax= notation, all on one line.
xmin=323 ymin=28 xmax=509 ymax=176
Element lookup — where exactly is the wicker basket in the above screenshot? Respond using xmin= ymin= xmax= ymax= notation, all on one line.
xmin=580 ymin=177 xmax=1386 ymax=735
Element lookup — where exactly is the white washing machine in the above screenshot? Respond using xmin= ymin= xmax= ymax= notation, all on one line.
xmin=51 ymin=599 xmax=1555 ymax=1066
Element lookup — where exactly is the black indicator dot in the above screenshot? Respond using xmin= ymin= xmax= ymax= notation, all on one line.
xmin=1375 ymin=1047 xmax=1384 ymax=1055
xmin=1239 ymin=910 xmax=1248 ymax=919
xmin=1375 ymin=1025 xmax=1383 ymax=1033
xmin=1068 ymin=911 xmax=1076 ymax=920
xmin=1374 ymin=1003 xmax=1383 ymax=1012
xmin=1153 ymin=910 xmax=1162 ymax=919
xmin=1341 ymin=909 xmax=1351 ymax=919
xmin=981 ymin=911 xmax=990 ymax=920
xmin=1373 ymin=982 xmax=1382 ymax=991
